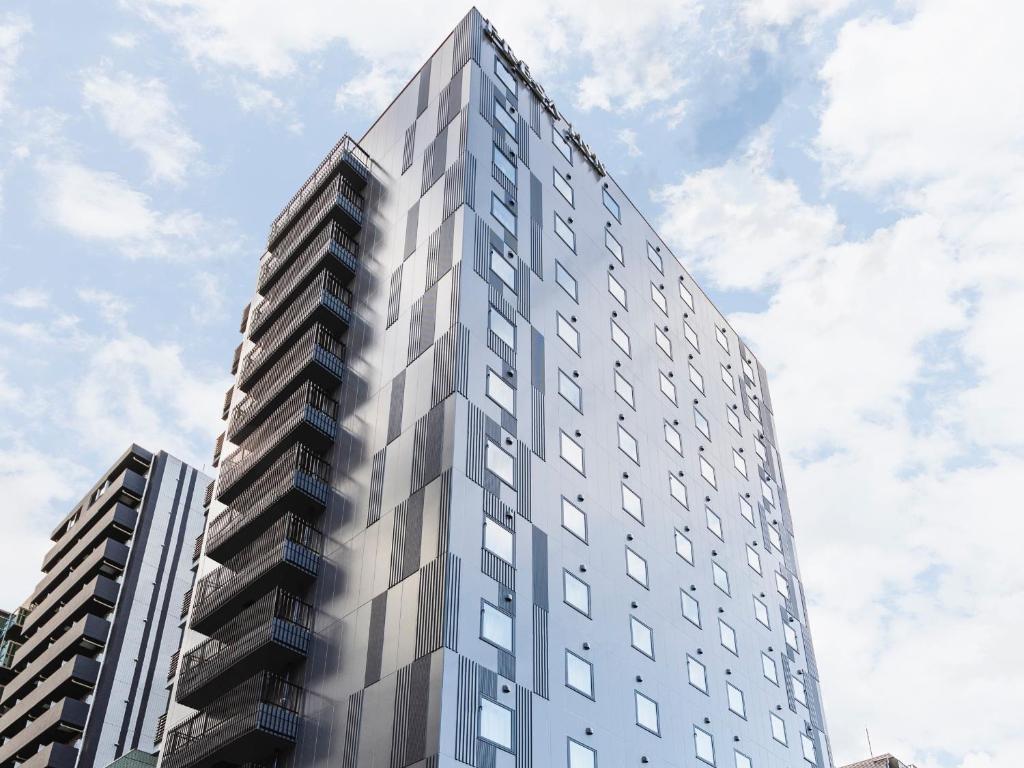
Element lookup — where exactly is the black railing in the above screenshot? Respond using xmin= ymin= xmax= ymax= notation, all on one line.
xmin=257 ymin=219 xmax=359 ymax=297
xmin=266 ymin=176 xmax=363 ymax=275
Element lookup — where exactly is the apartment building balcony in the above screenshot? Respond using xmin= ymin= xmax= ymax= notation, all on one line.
xmin=216 ymin=385 xmax=338 ymax=505
xmin=16 ymin=742 xmax=78 ymax=768
xmin=0 ymin=697 xmax=88 ymax=766
xmin=206 ymin=445 xmax=330 ymax=564
xmin=176 ymin=590 xmax=312 ymax=709
xmin=12 ymin=578 xmax=117 ymax=670
xmin=238 ymin=271 xmax=353 ymax=391
xmin=22 ymin=558 xmax=122 ymax=636
xmin=162 ymin=672 xmax=303 ymax=768
xmin=190 ymin=515 xmax=323 ymax=635
xmin=227 ymin=325 xmax=346 ymax=445
xmin=256 ymin=218 xmax=358 ymax=304
xmin=0 ymin=655 xmax=98 ymax=738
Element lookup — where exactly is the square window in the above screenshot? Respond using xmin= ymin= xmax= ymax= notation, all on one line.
xmin=746 ymin=545 xmax=762 ymax=574
xmin=687 ymin=655 xmax=708 ymax=692
xmin=792 ymin=675 xmax=808 ymax=706
xmin=615 ymin=371 xmax=635 ymax=407
xmin=801 ymin=733 xmax=817 ymax=763
xmin=719 ymin=619 xmax=738 ymax=654
xmin=555 ymin=261 xmax=578 ymax=301
xmin=479 ymin=697 xmax=513 ymax=751
xmin=785 ymin=622 xmax=800 ymax=653
xmin=494 ymin=58 xmax=517 ymax=93
xmin=669 ymin=475 xmax=688 ymax=508
xmin=733 ymin=450 xmax=748 ymax=477
xmin=743 ymin=357 xmax=756 ymax=381
xmin=754 ymin=439 xmax=767 ymax=462
xmin=486 ymin=441 xmax=515 ymax=486
xmin=679 ymin=281 xmax=695 ymax=310
xmin=555 ymin=213 xmax=575 ymax=251
xmin=727 ymin=408 xmax=742 ymax=434
xmin=557 ymin=313 xmax=580 ymax=353
xmin=768 ymin=524 xmax=783 ymax=552
xmin=762 ymin=652 xmax=779 ymax=684
xmin=655 ymin=326 xmax=672 ymax=357
xmin=706 ymin=506 xmax=723 ymax=539
xmin=735 ymin=751 xmax=753 ymax=768
xmin=493 ymin=144 xmax=516 ymax=185
xmin=481 ymin=601 xmax=513 ymax=651
xmin=566 ymin=650 xmax=594 ymax=698
xmin=490 ymin=247 xmax=517 ymax=291
xmin=651 ymin=283 xmax=668 ymax=315
xmin=726 ymin=682 xmax=746 ymax=718
xmin=647 ymin=243 xmax=664 ymax=273
xmin=554 ymin=168 xmax=574 ymax=204
xmin=635 ymin=691 xmax=660 ymax=735
xmin=721 ymin=364 xmax=735 ymax=392
xmin=491 ymin=193 xmax=516 ymax=234
xmin=484 ymin=517 xmax=514 ymax=563
xmin=603 ymin=188 xmax=621 ymax=221
xmin=607 ymin=272 xmax=628 ymax=308
xmin=689 ymin=364 xmax=705 ymax=393
xmin=622 ymin=483 xmax=644 ymax=523
xmin=630 ymin=615 xmax=654 ymax=658
xmin=568 ymin=738 xmax=595 ymax=768
xmin=762 ymin=478 xmax=774 ymax=504
xmin=749 ymin=399 xmax=763 ymax=425
xmin=716 ymin=326 xmax=729 ymax=352
xmin=675 ymin=530 xmax=694 ymax=564
xmin=681 ymin=590 xmax=701 ymax=627
xmin=489 ymin=307 xmax=515 ymax=350
xmin=694 ymin=727 xmax=715 ymax=765
xmin=694 ymin=408 xmax=711 ymax=440
xmin=486 ymin=369 xmax=516 ymax=414
xmin=712 ymin=561 xmax=730 ymax=595
xmin=494 ymin=97 xmax=518 ymax=139
xmin=558 ymin=369 xmax=582 ymax=412
xmin=618 ymin=425 xmax=639 ymax=463
xmin=739 ymin=496 xmax=755 ymax=525
xmin=684 ymin=322 xmax=700 ymax=351
xmin=626 ymin=547 xmax=649 ymax=587
xmin=611 ymin=320 xmax=631 ymax=356
xmin=560 ymin=430 xmax=585 ymax=474
xmin=659 ymin=372 xmax=677 ymax=404
xmin=770 ymin=712 xmax=788 ymax=745
xmin=564 ymin=570 xmax=591 ymax=616
xmin=664 ymin=422 xmax=683 ymax=456
xmin=553 ymin=130 xmax=573 ymax=163
xmin=699 ymin=456 xmax=717 ymax=488
xmin=561 ymin=498 xmax=588 ymax=542
xmin=754 ymin=597 xmax=770 ymax=627
xmin=776 ymin=572 xmax=791 ymax=598
xmin=605 ymin=230 xmax=624 ymax=264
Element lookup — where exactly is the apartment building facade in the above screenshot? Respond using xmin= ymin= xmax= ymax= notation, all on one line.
xmin=160 ymin=9 xmax=833 ymax=768
xmin=0 ymin=446 xmax=210 ymax=768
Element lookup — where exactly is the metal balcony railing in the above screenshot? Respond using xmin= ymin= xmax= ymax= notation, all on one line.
xmin=191 ymin=514 xmax=323 ymax=635
xmin=206 ymin=446 xmax=330 ymax=565
xmin=227 ymin=325 xmax=346 ymax=445
xmin=216 ymin=385 xmax=337 ymax=505
xmin=257 ymin=218 xmax=359 ymax=298
xmin=268 ymin=135 xmax=369 ymax=248
xmin=239 ymin=272 xmax=353 ymax=391
xmin=176 ymin=590 xmax=312 ymax=708
xmin=162 ymin=672 xmax=303 ymax=768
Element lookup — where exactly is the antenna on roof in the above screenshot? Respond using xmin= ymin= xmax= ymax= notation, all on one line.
xmin=866 ymin=727 xmax=874 ymax=756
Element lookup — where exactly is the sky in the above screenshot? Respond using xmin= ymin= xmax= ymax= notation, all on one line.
xmin=0 ymin=1 xmax=1022 ymax=766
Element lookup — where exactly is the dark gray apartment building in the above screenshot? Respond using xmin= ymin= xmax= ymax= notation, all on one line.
xmin=159 ymin=9 xmax=834 ymax=768
xmin=0 ymin=446 xmax=210 ymax=768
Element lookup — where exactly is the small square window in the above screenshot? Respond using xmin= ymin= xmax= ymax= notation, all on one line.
xmin=719 ymin=619 xmax=738 ymax=654
xmin=761 ymin=477 xmax=775 ymax=505
xmin=605 ymin=230 xmax=624 ymax=264
xmin=762 ymin=652 xmax=778 ymax=684
xmin=655 ymin=326 xmax=672 ymax=358
xmin=733 ymin=450 xmax=747 ymax=477
xmin=706 ymin=507 xmax=723 ymax=540
xmin=603 ymin=188 xmax=621 ymax=221
xmin=494 ymin=97 xmax=518 ymax=139
xmin=486 ymin=369 xmax=516 ymax=414
xmin=749 ymin=398 xmax=763 ymax=425
xmin=739 ymin=496 xmax=755 ymax=525
xmin=735 ymin=751 xmax=753 ymax=768
xmin=618 ymin=425 xmax=639 ymax=463
xmin=494 ymin=58 xmax=517 ymax=93
xmin=491 ymin=193 xmax=516 ymax=234
xmin=630 ymin=615 xmax=654 ymax=658
xmin=561 ymin=497 xmax=587 ymax=542
xmin=607 ymin=272 xmax=628 ymax=308
xmin=650 ymin=283 xmax=668 ymax=315
xmin=564 ymin=570 xmax=591 ymax=616
xmin=568 ymin=738 xmax=595 ymax=768
xmin=622 ymin=483 xmax=644 ymax=523
xmin=486 ymin=441 xmax=515 ymax=486
xmin=479 ymin=697 xmax=513 ymax=750
xmin=785 ymin=622 xmax=800 ymax=653
xmin=746 ymin=545 xmax=762 ymax=574
xmin=553 ymin=130 xmax=573 ymax=163
xmin=743 ymin=357 xmax=756 ymax=382
xmin=754 ymin=439 xmax=767 ymax=462
xmin=635 ymin=691 xmax=660 ymax=735
xmin=681 ymin=590 xmax=701 ymax=627
xmin=726 ymin=682 xmax=746 ymax=718
xmin=489 ymin=308 xmax=515 ymax=350
xmin=555 ymin=213 xmax=575 ymax=251
xmin=675 ymin=530 xmax=694 ymax=564
xmin=679 ymin=281 xmax=695 ymax=310
xmin=689 ymin=364 xmax=705 ymax=393
xmin=776 ymin=572 xmax=791 ymax=598
xmin=770 ymin=712 xmax=788 ymax=745
xmin=664 ymin=422 xmax=683 ymax=456
xmin=557 ymin=313 xmax=579 ymax=353
xmin=792 ymin=675 xmax=808 ymax=706
xmin=694 ymin=726 xmax=715 ymax=765
xmin=493 ymin=144 xmax=516 ymax=185
xmin=754 ymin=596 xmax=771 ymax=627
xmin=558 ymin=369 xmax=582 ymax=412
xmin=721 ymin=364 xmax=736 ymax=393
xmin=727 ymin=408 xmax=742 ymax=434
xmin=615 ymin=371 xmax=635 ymax=408
xmin=566 ymin=650 xmax=594 ymax=698
xmin=669 ymin=475 xmax=688 ymax=508
xmin=555 ymin=261 xmax=578 ymax=301
xmin=626 ymin=547 xmax=649 ymax=587
xmin=801 ymin=733 xmax=817 ymax=764
xmin=553 ymin=168 xmax=574 ymax=205
xmin=483 ymin=517 xmax=514 ymax=563
xmin=560 ymin=430 xmax=585 ymax=474
xmin=768 ymin=524 xmax=783 ymax=552
xmin=699 ymin=456 xmax=717 ymax=488
xmin=684 ymin=322 xmax=700 ymax=351
xmin=611 ymin=320 xmax=631 ymax=356
xmin=687 ymin=655 xmax=707 ymax=692
xmin=647 ymin=242 xmax=664 ymax=274
xmin=481 ymin=601 xmax=513 ymax=651
xmin=490 ymin=247 xmax=516 ymax=291
xmin=694 ymin=408 xmax=711 ymax=440
xmin=659 ymin=372 xmax=677 ymax=404
xmin=716 ymin=326 xmax=729 ymax=352
xmin=712 ymin=561 xmax=730 ymax=595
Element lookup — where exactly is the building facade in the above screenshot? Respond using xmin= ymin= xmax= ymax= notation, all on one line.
xmin=0 ymin=446 xmax=210 ymax=768
xmin=841 ymin=755 xmax=917 ymax=768
xmin=160 ymin=9 xmax=833 ymax=768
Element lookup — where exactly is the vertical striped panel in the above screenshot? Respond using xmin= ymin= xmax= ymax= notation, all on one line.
xmin=492 ymin=157 xmax=516 ymax=199
xmin=437 ymin=470 xmax=453 ymax=556
xmin=442 ymin=153 xmax=477 ymax=221
xmin=368 ymin=449 xmax=386 ymax=526
xmin=437 ymin=73 xmax=463 ymax=134
xmin=473 ymin=215 xmax=492 ymax=279
xmin=515 ymin=688 xmax=533 ymax=768
xmin=476 ymin=743 xmax=496 ymax=768
xmin=412 ymin=403 xmax=446 ymax=491
xmin=416 ymin=60 xmax=431 ymax=117
xmin=391 ymin=657 xmax=432 ymax=768
xmin=500 ymin=409 xmax=517 ymax=437
xmin=444 ymin=553 xmax=461 ymax=651
xmin=402 ymin=124 xmax=416 ymax=174
xmin=479 ymin=73 xmax=495 ymax=125
xmin=390 ymin=501 xmax=409 ymax=587
xmin=487 ymin=330 xmax=515 ymax=368
xmin=455 ymin=657 xmax=479 ymax=765
xmin=482 ymin=548 xmax=514 ymax=590
xmin=515 ymin=258 xmax=530 ymax=320
xmin=405 ymin=202 xmax=420 ymax=259
xmin=532 ymin=606 xmax=549 ymax=698
xmin=517 ymin=115 xmax=530 ymax=168
xmin=426 ymin=216 xmax=456 ymax=289
xmin=341 ymin=690 xmax=363 ymax=768
xmin=450 ymin=261 xmax=462 ymax=328
xmin=466 ymin=403 xmax=499 ymax=494
xmin=483 ymin=491 xmax=516 ymax=529
xmin=805 ymin=675 xmax=825 ymax=731
xmin=516 ymin=442 xmax=531 ymax=521
xmin=431 ymin=323 xmax=469 ymax=406
xmin=529 ymin=97 xmax=542 ymax=137
xmin=497 ymin=649 xmax=515 ymax=681
xmin=365 ymin=593 xmax=387 ymax=686
xmin=387 ymin=370 xmax=406 ymax=443
xmin=530 ymin=388 xmax=545 ymax=460
xmin=415 ymin=555 xmax=446 ymax=658
xmin=459 ymin=106 xmax=470 ymax=154
xmin=529 ymin=174 xmax=543 ymax=277
xmin=451 ymin=12 xmax=474 ymax=75
xmin=532 ymin=528 xmax=548 ymax=609
xmin=408 ymin=285 xmax=438 ymax=365
xmin=387 ymin=265 xmax=403 ymax=328
xmin=411 ymin=414 xmax=428 ymax=493
xmin=390 ymin=489 xmax=425 ymax=587
xmin=781 ymin=654 xmax=798 ymax=712
xmin=802 ymin=621 xmax=820 ymax=680
xmin=421 ymin=128 xmax=448 ymax=195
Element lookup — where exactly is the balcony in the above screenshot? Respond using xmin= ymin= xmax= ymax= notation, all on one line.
xmin=0 ymin=697 xmax=88 ymax=765
xmin=206 ymin=446 xmax=330 ymax=564
xmin=257 ymin=218 xmax=358 ymax=301
xmin=162 ymin=672 xmax=303 ymax=768
xmin=190 ymin=515 xmax=323 ymax=635
xmin=239 ymin=271 xmax=353 ymax=391
xmin=22 ymin=561 xmax=121 ymax=636
xmin=0 ymin=656 xmax=99 ymax=738
xmin=17 ymin=742 xmax=78 ymax=768
xmin=227 ymin=325 xmax=346 ymax=445
xmin=176 ymin=590 xmax=312 ymax=709
xmin=216 ymin=385 xmax=338 ymax=505
xmin=267 ymin=135 xmax=369 ymax=249
xmin=13 ymin=577 xmax=118 ymax=669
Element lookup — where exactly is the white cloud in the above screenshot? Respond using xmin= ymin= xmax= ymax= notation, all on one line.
xmin=78 ymin=287 xmax=132 ymax=325
xmin=110 ymin=32 xmax=139 ymax=48
xmin=188 ymin=270 xmax=226 ymax=325
xmin=2 ymin=287 xmax=49 ymax=309
xmin=335 ymin=65 xmax=408 ymax=115
xmin=742 ymin=0 xmax=853 ymax=26
xmin=82 ymin=68 xmax=201 ymax=185
xmin=234 ymin=80 xmax=303 ymax=134
xmin=0 ymin=13 xmax=31 ymax=114
xmin=617 ymin=128 xmax=643 ymax=158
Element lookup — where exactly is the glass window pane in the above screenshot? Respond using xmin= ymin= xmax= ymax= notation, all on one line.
xmin=770 ymin=713 xmax=787 ymax=745
xmin=490 ymin=247 xmax=516 ymax=290
xmin=618 ymin=425 xmax=639 ymax=463
xmin=564 ymin=570 xmax=591 ymax=615
xmin=615 ymin=372 xmax=635 ymax=407
xmin=605 ymin=230 xmax=623 ymax=264
xmin=493 ymin=144 xmax=516 ymax=185
xmin=665 ymin=422 xmax=683 ymax=455
xmin=553 ymin=130 xmax=573 ymax=162
xmin=607 ymin=272 xmax=628 ymax=307
xmin=712 ymin=562 xmax=730 ymax=594
xmin=561 ymin=498 xmax=587 ymax=542
xmin=669 ymin=475 xmax=688 ymax=508
xmin=489 ymin=307 xmax=515 ymax=349
xmin=481 ymin=602 xmax=513 ymax=650
xmin=486 ymin=441 xmax=515 ymax=486
xmin=555 ymin=213 xmax=575 ymax=251
xmin=648 ymin=242 xmax=664 ymax=273
xmin=630 ymin=616 xmax=654 ymax=657
xmin=486 ymin=369 xmax=515 ymax=414
xmin=479 ymin=697 xmax=513 ymax=749
xmin=700 ymin=457 xmax=717 ymax=488
xmin=675 ymin=530 xmax=694 ymax=563
xmin=681 ymin=591 xmax=701 ymax=626
xmin=655 ymin=326 xmax=672 ymax=357
xmin=719 ymin=620 xmax=737 ymax=654
xmin=687 ymin=655 xmax=707 ymax=692
xmin=603 ymin=188 xmax=621 ymax=220
xmin=694 ymin=727 xmax=715 ymax=764
xmin=558 ymin=313 xmax=580 ymax=353
xmin=689 ymin=364 xmax=705 ymax=393
xmin=626 ymin=547 xmax=648 ymax=587
xmin=679 ymin=281 xmax=695 ymax=310
xmin=611 ymin=321 xmax=631 ymax=356
xmin=560 ymin=430 xmax=585 ymax=473
xmin=695 ymin=409 xmax=711 ymax=439
xmin=494 ymin=58 xmax=517 ymax=93
xmin=558 ymin=369 xmax=582 ymax=411
xmin=568 ymin=739 xmax=595 ymax=768
xmin=659 ymin=372 xmax=677 ymax=404
xmin=491 ymin=193 xmax=516 ymax=233
xmin=566 ymin=650 xmax=594 ymax=697
xmin=554 ymin=168 xmax=574 ymax=204
xmin=762 ymin=652 xmax=778 ymax=683
xmin=651 ymin=284 xmax=668 ymax=315
xmin=635 ymin=691 xmax=660 ymax=734
xmin=555 ymin=261 xmax=578 ymax=301
xmin=726 ymin=683 xmax=745 ymax=717
xmin=484 ymin=517 xmax=514 ymax=562
xmin=622 ymin=483 xmax=643 ymax=523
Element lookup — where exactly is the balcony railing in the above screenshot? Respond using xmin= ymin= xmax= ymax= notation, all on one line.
xmin=176 ymin=590 xmax=312 ymax=709
xmin=257 ymin=218 xmax=359 ymax=298
xmin=216 ymin=385 xmax=337 ymax=505
xmin=239 ymin=271 xmax=353 ymax=391
xmin=191 ymin=514 xmax=323 ymax=635
xmin=227 ymin=325 xmax=346 ymax=445
xmin=206 ymin=446 xmax=330 ymax=564
xmin=267 ymin=135 xmax=369 ymax=248
xmin=162 ymin=672 xmax=303 ymax=768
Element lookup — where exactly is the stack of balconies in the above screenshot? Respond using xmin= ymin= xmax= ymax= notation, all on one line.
xmin=163 ymin=135 xmax=369 ymax=768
